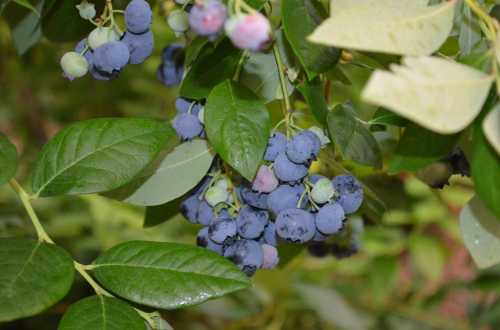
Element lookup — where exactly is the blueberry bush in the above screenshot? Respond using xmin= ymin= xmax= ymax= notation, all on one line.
xmin=1 ymin=0 xmax=500 ymax=329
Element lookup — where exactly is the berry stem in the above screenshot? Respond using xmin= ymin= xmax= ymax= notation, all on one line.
xmin=272 ymin=42 xmax=292 ymax=138
xmin=233 ymin=50 xmax=248 ymax=81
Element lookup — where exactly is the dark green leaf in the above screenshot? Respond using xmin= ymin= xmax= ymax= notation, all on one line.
xmin=205 ymin=80 xmax=271 ymax=180
xmin=0 ymin=238 xmax=74 ymax=322
xmin=32 ymin=118 xmax=175 ymax=197
xmin=369 ymin=108 xmax=407 ymax=127
xmin=13 ymin=0 xmax=39 ymax=15
xmin=58 ymin=295 xmax=146 ymax=330
xmin=472 ymin=101 xmax=500 ymax=218
xmin=6 ymin=0 xmax=43 ymax=54
xmin=297 ymin=78 xmax=329 ymax=125
xmin=388 ymin=124 xmax=458 ymax=173
xmin=282 ymin=0 xmax=340 ymax=79
xmin=277 ymin=244 xmax=304 ymax=268
xmin=327 ymin=104 xmax=382 ymax=168
xmin=92 ymin=241 xmax=251 ymax=310
xmin=180 ymin=40 xmax=242 ymax=100
xmin=184 ymin=37 xmax=208 ymax=67
xmin=0 ymin=132 xmax=18 ymax=185
xmin=41 ymin=0 xmax=104 ymax=42
xmin=143 ymin=198 xmax=183 ymax=228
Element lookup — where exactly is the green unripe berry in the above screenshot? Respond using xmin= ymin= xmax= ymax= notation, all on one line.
xmin=60 ymin=52 xmax=89 ymax=79
xmin=205 ymin=185 xmax=229 ymax=207
xmin=76 ymin=1 xmax=96 ymax=20
xmin=311 ymin=178 xmax=335 ymax=204
xmin=88 ymin=27 xmax=120 ymax=50
xmin=167 ymin=9 xmax=189 ymax=33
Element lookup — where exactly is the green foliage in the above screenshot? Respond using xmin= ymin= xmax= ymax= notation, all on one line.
xmin=92 ymin=241 xmax=251 ymax=309
xmin=0 ymin=132 xmax=17 ymax=186
xmin=0 ymin=238 xmax=74 ymax=322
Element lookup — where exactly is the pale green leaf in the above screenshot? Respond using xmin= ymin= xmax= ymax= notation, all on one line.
xmin=308 ymin=0 xmax=456 ymax=56
xmin=120 ymin=140 xmax=214 ymax=206
xmin=362 ymin=56 xmax=493 ymax=134
xmin=460 ymin=196 xmax=500 ymax=268
xmin=483 ymin=103 xmax=500 ymax=155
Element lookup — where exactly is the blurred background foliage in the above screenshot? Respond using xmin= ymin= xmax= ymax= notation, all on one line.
xmin=1 ymin=3 xmax=500 ymax=330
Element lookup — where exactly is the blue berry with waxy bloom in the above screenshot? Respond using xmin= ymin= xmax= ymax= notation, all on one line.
xmin=175 ymin=97 xmax=202 ymax=116
xmin=121 ymin=30 xmax=154 ymax=64
xmin=157 ymin=44 xmax=185 ymax=86
xmin=236 ymin=206 xmax=268 ymax=239
xmin=286 ymin=131 xmax=316 ymax=164
xmin=276 ymin=209 xmax=316 ymax=243
xmin=180 ymin=195 xmax=201 ymax=224
xmin=197 ymin=200 xmax=214 ymax=225
xmin=332 ymin=175 xmax=364 ymax=214
xmin=238 ymin=186 xmax=268 ymax=210
xmin=261 ymin=244 xmax=279 ymax=269
xmin=189 ymin=0 xmax=227 ymax=37
xmin=172 ymin=113 xmax=204 ymax=140
xmin=315 ymin=203 xmax=345 ymax=235
xmin=93 ymin=41 xmax=130 ymax=73
xmin=267 ymin=184 xmax=306 ymax=216
xmin=261 ymin=222 xmax=278 ymax=246
xmin=264 ymin=132 xmax=287 ymax=161
xmin=302 ymin=130 xmax=321 ymax=157
xmin=197 ymin=227 xmax=224 ymax=255
xmin=273 ymin=152 xmax=309 ymax=182
xmin=312 ymin=230 xmax=328 ymax=242
xmin=224 ymin=239 xmax=263 ymax=276
xmin=125 ymin=0 xmax=153 ymax=34
xmin=208 ymin=218 xmax=237 ymax=244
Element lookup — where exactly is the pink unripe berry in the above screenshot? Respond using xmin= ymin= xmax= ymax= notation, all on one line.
xmin=252 ymin=165 xmax=278 ymax=193
xmin=189 ymin=0 xmax=227 ymax=36
xmin=225 ymin=12 xmax=271 ymax=51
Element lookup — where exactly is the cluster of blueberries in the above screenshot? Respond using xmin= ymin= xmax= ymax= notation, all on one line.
xmin=60 ymin=0 xmax=154 ymax=80
xmin=179 ymin=126 xmax=364 ymax=276
xmin=168 ymin=0 xmax=272 ymax=52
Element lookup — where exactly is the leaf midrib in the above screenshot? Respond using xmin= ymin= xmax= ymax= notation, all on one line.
xmin=3 ymin=241 xmax=41 ymax=296
xmin=35 ymin=127 xmax=162 ymax=196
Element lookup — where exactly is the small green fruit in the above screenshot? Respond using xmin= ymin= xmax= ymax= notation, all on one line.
xmin=60 ymin=52 xmax=89 ymax=79
xmin=311 ymin=178 xmax=334 ymax=204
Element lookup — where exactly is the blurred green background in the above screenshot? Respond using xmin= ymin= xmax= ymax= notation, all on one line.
xmin=1 ymin=7 xmax=500 ymax=330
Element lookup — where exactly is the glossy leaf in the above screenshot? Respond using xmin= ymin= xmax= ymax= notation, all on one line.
xmin=32 ymin=118 xmax=175 ymax=197
xmin=205 ymin=80 xmax=271 ymax=180
xmin=0 ymin=238 xmax=74 ymax=322
xmin=180 ymin=40 xmax=242 ymax=100
xmin=121 ymin=140 xmax=214 ymax=206
xmin=92 ymin=241 xmax=251 ymax=309
xmin=362 ymin=56 xmax=493 ymax=134
xmin=483 ymin=103 xmax=500 ymax=155
xmin=460 ymin=196 xmax=500 ymax=268
xmin=297 ymin=78 xmax=329 ymax=125
xmin=388 ymin=124 xmax=458 ymax=172
xmin=327 ymin=104 xmax=382 ymax=168
xmin=0 ymin=132 xmax=18 ymax=186
xmin=309 ymin=0 xmax=456 ymax=56
xmin=58 ymin=295 xmax=146 ymax=330
xmin=282 ymin=0 xmax=340 ymax=79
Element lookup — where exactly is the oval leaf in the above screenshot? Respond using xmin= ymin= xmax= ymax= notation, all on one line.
xmin=32 ymin=118 xmax=175 ymax=197
xmin=327 ymin=104 xmax=382 ymax=168
xmin=0 ymin=238 xmax=74 ymax=322
xmin=297 ymin=78 xmax=329 ymax=125
xmin=205 ymin=80 xmax=271 ymax=180
xmin=308 ymin=0 xmax=456 ymax=56
xmin=282 ymin=0 xmax=340 ymax=79
xmin=92 ymin=241 xmax=251 ymax=310
xmin=460 ymin=196 xmax=500 ymax=269
xmin=0 ymin=133 xmax=18 ymax=186
xmin=58 ymin=296 xmax=146 ymax=330
xmin=483 ymin=103 xmax=500 ymax=155
xmin=362 ymin=56 xmax=493 ymax=134
xmin=121 ymin=140 xmax=214 ymax=206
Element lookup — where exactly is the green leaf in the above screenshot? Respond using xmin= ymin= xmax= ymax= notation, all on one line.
xmin=58 ymin=295 xmax=146 ymax=330
xmin=458 ymin=1 xmax=482 ymax=56
xmin=297 ymin=78 xmax=329 ymax=125
xmin=92 ymin=241 xmax=251 ymax=309
xmin=7 ymin=0 xmax=43 ymax=55
xmin=13 ymin=0 xmax=39 ymax=15
xmin=409 ymin=234 xmax=446 ymax=280
xmin=460 ymin=196 xmax=500 ymax=268
xmin=32 ymin=118 xmax=175 ymax=197
xmin=483 ymin=102 xmax=500 ymax=155
xmin=472 ymin=101 xmax=500 ymax=218
xmin=41 ymin=0 xmax=104 ymax=42
xmin=282 ymin=0 xmax=340 ymax=79
xmin=369 ymin=108 xmax=407 ymax=127
xmin=327 ymin=104 xmax=382 ymax=168
xmin=388 ymin=124 xmax=458 ymax=173
xmin=118 ymin=140 xmax=214 ymax=206
xmin=205 ymin=80 xmax=271 ymax=180
xmin=143 ymin=198 xmax=183 ymax=228
xmin=240 ymin=52 xmax=294 ymax=103
xmin=180 ymin=40 xmax=242 ymax=100
xmin=0 ymin=132 xmax=18 ymax=186
xmin=309 ymin=0 xmax=456 ymax=56
xmin=0 ymin=238 xmax=74 ymax=322
xmin=362 ymin=56 xmax=493 ymax=134
xmin=184 ymin=37 xmax=208 ymax=67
